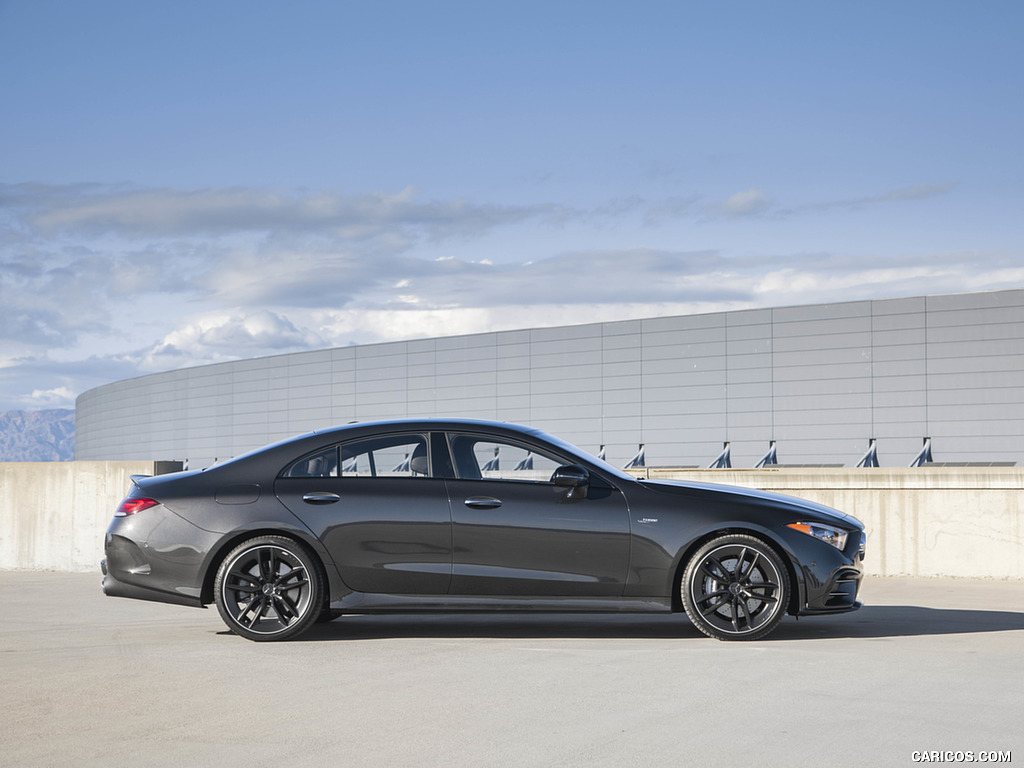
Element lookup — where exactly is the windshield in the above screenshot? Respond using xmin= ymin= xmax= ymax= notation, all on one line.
xmin=524 ymin=427 xmax=635 ymax=482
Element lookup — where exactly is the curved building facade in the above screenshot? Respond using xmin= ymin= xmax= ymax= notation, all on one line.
xmin=76 ymin=289 xmax=1024 ymax=469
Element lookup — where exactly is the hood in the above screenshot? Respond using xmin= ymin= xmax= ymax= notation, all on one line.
xmin=640 ymin=478 xmax=864 ymax=529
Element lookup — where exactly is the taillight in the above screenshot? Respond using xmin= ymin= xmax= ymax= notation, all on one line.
xmin=115 ymin=498 xmax=159 ymax=517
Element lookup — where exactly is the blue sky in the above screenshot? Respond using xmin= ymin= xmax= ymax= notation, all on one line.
xmin=1 ymin=0 xmax=1022 ymax=411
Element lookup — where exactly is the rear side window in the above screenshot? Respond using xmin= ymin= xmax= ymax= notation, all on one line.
xmin=284 ymin=433 xmax=431 ymax=479
xmin=282 ymin=447 xmax=339 ymax=478
xmin=340 ymin=434 xmax=429 ymax=477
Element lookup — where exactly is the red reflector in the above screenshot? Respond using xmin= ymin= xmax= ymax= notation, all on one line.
xmin=115 ymin=498 xmax=159 ymax=517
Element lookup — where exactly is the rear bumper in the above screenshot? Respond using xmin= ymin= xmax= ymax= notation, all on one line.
xmin=100 ymin=557 xmax=204 ymax=608
xmin=102 ymin=502 xmax=215 ymax=608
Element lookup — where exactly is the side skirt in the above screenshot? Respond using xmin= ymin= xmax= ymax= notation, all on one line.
xmin=331 ymin=593 xmax=674 ymax=614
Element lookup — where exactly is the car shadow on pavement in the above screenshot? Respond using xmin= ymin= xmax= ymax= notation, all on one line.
xmin=293 ymin=604 xmax=1024 ymax=642
xmin=771 ymin=604 xmax=1024 ymax=640
xmin=298 ymin=613 xmax=699 ymax=641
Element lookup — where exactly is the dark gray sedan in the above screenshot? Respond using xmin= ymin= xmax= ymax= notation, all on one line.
xmin=101 ymin=418 xmax=865 ymax=641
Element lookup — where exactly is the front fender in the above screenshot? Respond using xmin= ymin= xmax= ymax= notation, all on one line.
xmin=626 ymin=517 xmax=807 ymax=615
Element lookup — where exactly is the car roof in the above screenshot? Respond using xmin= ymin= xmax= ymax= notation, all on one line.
xmin=311 ymin=417 xmax=544 ymax=439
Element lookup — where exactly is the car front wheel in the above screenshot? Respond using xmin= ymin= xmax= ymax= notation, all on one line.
xmin=214 ymin=535 xmax=324 ymax=642
xmin=682 ymin=534 xmax=790 ymax=641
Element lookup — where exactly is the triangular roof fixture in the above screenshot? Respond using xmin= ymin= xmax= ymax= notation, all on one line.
xmin=514 ymin=452 xmax=534 ymax=471
xmin=342 ymin=457 xmax=359 ymax=474
xmin=482 ymin=446 xmax=500 ymax=472
xmin=708 ymin=442 xmax=732 ymax=469
xmin=754 ymin=440 xmax=778 ymax=468
xmin=597 ymin=444 xmax=607 ymax=462
xmin=623 ymin=444 xmax=646 ymax=469
xmin=909 ymin=437 xmax=934 ymax=468
xmin=392 ymin=453 xmax=411 ymax=473
xmin=856 ymin=438 xmax=880 ymax=468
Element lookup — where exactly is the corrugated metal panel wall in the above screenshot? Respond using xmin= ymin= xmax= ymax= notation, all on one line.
xmin=76 ymin=289 xmax=1024 ymax=468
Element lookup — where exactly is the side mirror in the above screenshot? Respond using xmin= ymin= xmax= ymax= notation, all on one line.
xmin=551 ymin=465 xmax=589 ymax=499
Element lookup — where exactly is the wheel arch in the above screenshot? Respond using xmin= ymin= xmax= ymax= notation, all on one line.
xmin=200 ymin=527 xmax=338 ymax=606
xmin=670 ymin=526 xmax=804 ymax=616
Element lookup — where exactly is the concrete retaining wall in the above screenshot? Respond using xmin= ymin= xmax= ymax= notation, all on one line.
xmin=0 ymin=461 xmax=157 ymax=571
xmin=2 ymin=462 xmax=1021 ymax=578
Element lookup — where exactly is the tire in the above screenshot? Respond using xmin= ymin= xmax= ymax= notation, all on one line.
xmin=682 ymin=534 xmax=790 ymax=641
xmin=214 ymin=535 xmax=324 ymax=642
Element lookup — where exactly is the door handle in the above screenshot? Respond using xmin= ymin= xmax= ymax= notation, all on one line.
xmin=464 ymin=496 xmax=502 ymax=510
xmin=302 ymin=492 xmax=341 ymax=505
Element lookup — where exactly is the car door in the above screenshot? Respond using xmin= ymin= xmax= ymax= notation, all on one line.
xmin=444 ymin=432 xmax=631 ymax=597
xmin=274 ymin=432 xmax=453 ymax=595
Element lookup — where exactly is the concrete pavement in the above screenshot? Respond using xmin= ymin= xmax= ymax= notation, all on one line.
xmin=1 ymin=572 xmax=1021 ymax=767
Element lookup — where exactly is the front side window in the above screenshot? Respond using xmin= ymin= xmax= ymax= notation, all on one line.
xmin=447 ymin=434 xmax=564 ymax=482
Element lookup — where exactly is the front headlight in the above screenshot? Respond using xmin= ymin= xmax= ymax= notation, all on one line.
xmin=786 ymin=521 xmax=848 ymax=551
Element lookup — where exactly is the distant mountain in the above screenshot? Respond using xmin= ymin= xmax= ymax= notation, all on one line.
xmin=0 ymin=409 xmax=76 ymax=462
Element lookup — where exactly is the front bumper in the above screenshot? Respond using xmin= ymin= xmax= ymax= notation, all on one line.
xmin=794 ymin=530 xmax=866 ymax=615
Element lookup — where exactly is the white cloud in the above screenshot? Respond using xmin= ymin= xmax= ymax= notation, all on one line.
xmin=704 ymin=182 xmax=955 ymax=221
xmin=26 ymin=386 xmax=76 ymax=408
xmin=140 ymin=311 xmax=326 ymax=370
xmin=313 ymin=301 xmax=756 ymax=346
xmin=316 ymin=307 xmax=497 ymax=343
xmin=780 ymin=182 xmax=956 ymax=216
xmin=12 ymin=183 xmax=560 ymax=242
xmin=719 ymin=188 xmax=771 ymax=217
xmin=1 ymin=180 xmax=1020 ymax=412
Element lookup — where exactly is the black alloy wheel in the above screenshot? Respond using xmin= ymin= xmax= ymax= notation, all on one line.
xmin=214 ymin=535 xmax=324 ymax=642
xmin=682 ymin=534 xmax=790 ymax=641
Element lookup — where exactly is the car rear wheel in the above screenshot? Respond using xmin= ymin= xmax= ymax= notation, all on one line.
xmin=214 ymin=535 xmax=323 ymax=642
xmin=682 ymin=534 xmax=789 ymax=641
